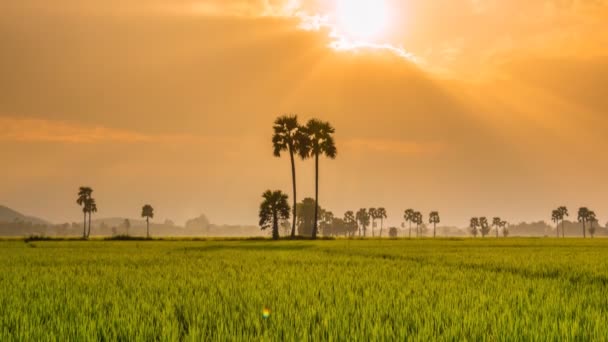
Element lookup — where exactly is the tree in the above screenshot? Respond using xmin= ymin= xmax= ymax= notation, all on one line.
xmin=296 ymin=198 xmax=320 ymax=237
xmin=492 ymin=217 xmax=502 ymax=238
xmin=389 ymin=227 xmax=399 ymax=238
xmin=588 ymin=211 xmax=597 ymax=238
xmin=557 ymin=206 xmax=568 ymax=238
xmin=321 ymin=211 xmax=335 ymax=236
xmin=259 ymin=190 xmax=290 ymax=240
xmin=141 ymin=204 xmax=154 ymax=239
xmin=123 ymin=219 xmax=131 ymax=236
xmin=578 ymin=207 xmax=590 ymax=238
xmin=299 ymin=119 xmax=337 ymax=240
xmin=377 ymin=208 xmax=387 ymax=238
xmin=470 ymin=217 xmax=480 ymax=238
xmin=344 ymin=211 xmax=357 ymax=237
xmin=273 ymin=115 xmax=306 ymax=239
xmin=355 ymin=209 xmax=370 ymax=237
xmin=500 ymin=221 xmax=509 ymax=237
xmin=85 ymin=198 xmax=97 ymax=238
xmin=429 ymin=211 xmax=440 ymax=238
xmin=479 ymin=217 xmax=490 ymax=237
xmin=368 ymin=208 xmax=378 ymax=237
xmin=413 ymin=212 xmax=423 ymax=237
xmin=404 ymin=209 xmax=415 ymax=238
xmin=551 ymin=210 xmax=561 ymax=238
xmin=76 ymin=187 xmax=93 ymax=239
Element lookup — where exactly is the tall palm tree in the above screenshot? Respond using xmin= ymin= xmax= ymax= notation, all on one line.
xmin=272 ymin=115 xmax=305 ymax=239
xmin=141 ymin=204 xmax=154 ymax=239
xmin=356 ymin=208 xmax=370 ymax=237
xmin=299 ymin=119 xmax=337 ymax=240
xmin=558 ymin=206 xmax=568 ymax=238
xmin=429 ymin=211 xmax=440 ymax=238
xmin=76 ymin=187 xmax=93 ymax=239
xmin=500 ymin=220 xmax=509 ymax=237
xmin=404 ymin=209 xmax=415 ymax=238
xmin=492 ymin=217 xmax=502 ymax=238
xmin=344 ymin=211 xmax=356 ymax=237
xmin=413 ymin=211 xmax=423 ymax=237
xmin=470 ymin=217 xmax=480 ymax=238
xmin=259 ymin=190 xmax=290 ymax=240
xmin=377 ymin=208 xmax=387 ymax=238
xmin=588 ymin=211 xmax=597 ymax=238
xmin=479 ymin=217 xmax=490 ymax=237
xmin=368 ymin=208 xmax=378 ymax=237
xmin=578 ymin=207 xmax=590 ymax=238
xmin=85 ymin=198 xmax=97 ymax=238
xmin=551 ymin=210 xmax=561 ymax=238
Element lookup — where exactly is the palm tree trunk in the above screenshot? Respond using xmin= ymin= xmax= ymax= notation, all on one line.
xmin=273 ymin=212 xmax=279 ymax=240
xmin=147 ymin=218 xmax=150 ymax=239
xmin=562 ymin=220 xmax=565 ymax=238
xmin=289 ymin=149 xmax=297 ymax=239
xmin=583 ymin=220 xmax=586 ymax=238
xmin=83 ymin=212 xmax=87 ymax=239
xmin=556 ymin=222 xmax=559 ymax=238
xmin=87 ymin=212 xmax=91 ymax=238
xmin=380 ymin=218 xmax=383 ymax=238
xmin=409 ymin=222 xmax=411 ymax=239
xmin=312 ymin=153 xmax=319 ymax=240
xmin=434 ymin=223 xmax=437 ymax=238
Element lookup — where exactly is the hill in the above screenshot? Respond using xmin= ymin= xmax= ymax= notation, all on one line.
xmin=0 ymin=205 xmax=50 ymax=225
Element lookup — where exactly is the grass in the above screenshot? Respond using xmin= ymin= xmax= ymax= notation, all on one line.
xmin=1 ymin=238 xmax=607 ymax=340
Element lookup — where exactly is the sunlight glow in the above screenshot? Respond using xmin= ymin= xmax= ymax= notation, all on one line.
xmin=334 ymin=0 xmax=390 ymax=40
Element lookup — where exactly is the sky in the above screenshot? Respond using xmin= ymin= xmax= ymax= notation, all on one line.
xmin=1 ymin=0 xmax=607 ymax=227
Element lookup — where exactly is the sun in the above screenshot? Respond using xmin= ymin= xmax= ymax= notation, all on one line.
xmin=334 ymin=0 xmax=390 ymax=41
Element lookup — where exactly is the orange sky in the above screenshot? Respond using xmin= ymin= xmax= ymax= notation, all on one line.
xmin=1 ymin=0 xmax=607 ymax=227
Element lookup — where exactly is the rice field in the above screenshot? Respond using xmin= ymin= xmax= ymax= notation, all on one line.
xmin=1 ymin=238 xmax=607 ymax=340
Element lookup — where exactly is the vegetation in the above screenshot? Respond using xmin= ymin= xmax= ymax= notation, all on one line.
xmin=141 ymin=205 xmax=154 ymax=239
xmin=2 ymin=239 xmax=608 ymax=340
xmin=258 ymin=191 xmax=291 ymax=240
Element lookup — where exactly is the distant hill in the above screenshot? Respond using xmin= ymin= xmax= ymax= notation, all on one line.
xmin=0 ymin=205 xmax=50 ymax=225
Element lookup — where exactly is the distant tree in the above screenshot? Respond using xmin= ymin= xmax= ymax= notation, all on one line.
xmin=321 ymin=211 xmax=335 ymax=236
xmin=501 ymin=221 xmax=509 ymax=237
xmin=557 ymin=206 xmax=569 ymax=238
xmin=470 ymin=217 xmax=480 ymax=238
xmin=344 ymin=211 xmax=357 ymax=237
xmin=492 ymin=217 xmax=502 ymax=238
xmin=299 ymin=119 xmax=337 ymax=240
xmin=413 ymin=212 xmax=423 ymax=237
xmin=258 ymin=191 xmax=290 ymax=240
xmin=85 ymin=198 xmax=97 ymax=238
xmin=273 ymin=115 xmax=306 ymax=239
xmin=578 ymin=207 xmax=591 ymax=238
xmin=552 ymin=210 xmax=561 ymax=238
xmin=429 ymin=211 xmax=440 ymax=238
xmin=479 ymin=217 xmax=490 ymax=237
xmin=588 ymin=211 xmax=597 ymax=238
xmin=76 ymin=187 xmax=93 ymax=239
xmin=389 ymin=227 xmax=399 ymax=238
xmin=141 ymin=204 xmax=154 ymax=239
xmin=296 ymin=198 xmax=320 ymax=237
xmin=280 ymin=220 xmax=291 ymax=237
xmin=123 ymin=219 xmax=131 ymax=236
xmin=404 ymin=209 xmax=415 ymax=238
xmin=368 ymin=208 xmax=378 ymax=237
xmin=355 ymin=209 xmax=370 ymax=237
xmin=377 ymin=208 xmax=387 ymax=238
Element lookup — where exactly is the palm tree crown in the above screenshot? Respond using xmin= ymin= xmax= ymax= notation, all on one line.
xmin=578 ymin=207 xmax=590 ymax=238
xmin=355 ymin=209 xmax=370 ymax=237
xmin=142 ymin=204 xmax=154 ymax=239
xmin=429 ymin=211 xmax=440 ymax=238
xmin=259 ymin=190 xmax=291 ymax=240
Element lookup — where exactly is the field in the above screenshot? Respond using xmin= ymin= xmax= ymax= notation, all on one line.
xmin=1 ymin=239 xmax=608 ymax=340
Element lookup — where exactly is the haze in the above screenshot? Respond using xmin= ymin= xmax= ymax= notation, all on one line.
xmin=1 ymin=0 xmax=607 ymax=227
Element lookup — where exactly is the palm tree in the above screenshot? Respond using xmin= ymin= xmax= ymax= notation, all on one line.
xmin=259 ymin=190 xmax=290 ymax=240
xmin=588 ymin=211 xmax=597 ymax=238
xmin=344 ymin=211 xmax=356 ymax=237
xmin=76 ymin=187 xmax=93 ymax=239
xmin=85 ymin=198 xmax=97 ymax=238
xmin=429 ymin=211 xmax=440 ymax=238
xmin=356 ymin=209 xmax=370 ymax=237
xmin=470 ymin=217 xmax=480 ymax=238
xmin=558 ymin=206 xmax=568 ymax=238
xmin=552 ymin=210 xmax=561 ymax=238
xmin=404 ymin=209 xmax=415 ymax=238
xmin=299 ymin=119 xmax=337 ymax=240
xmin=368 ymin=208 xmax=378 ymax=237
xmin=141 ymin=204 xmax=154 ymax=239
xmin=492 ymin=217 xmax=502 ymax=238
xmin=500 ymin=220 xmax=509 ymax=237
xmin=578 ymin=207 xmax=590 ymax=238
xmin=273 ymin=115 xmax=305 ymax=239
xmin=479 ymin=217 xmax=490 ymax=237
xmin=377 ymin=208 xmax=387 ymax=238
xmin=413 ymin=212 xmax=423 ymax=237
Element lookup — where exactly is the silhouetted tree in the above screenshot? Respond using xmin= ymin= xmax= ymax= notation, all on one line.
xmin=551 ymin=210 xmax=561 ymax=238
xmin=377 ymin=208 xmax=387 ymax=238
xmin=273 ymin=115 xmax=306 ymax=239
xmin=470 ymin=217 xmax=480 ymax=237
xmin=368 ymin=208 xmax=378 ymax=237
xmin=321 ymin=211 xmax=334 ymax=236
xmin=404 ymin=209 xmax=415 ymax=238
xmin=259 ymin=191 xmax=290 ymax=240
xmin=500 ymin=220 xmax=509 ymax=237
xmin=356 ymin=209 xmax=370 ymax=237
xmin=479 ymin=217 xmax=490 ymax=237
xmin=492 ymin=217 xmax=502 ymax=238
xmin=413 ymin=211 xmax=423 ymax=237
xmin=76 ymin=187 xmax=93 ymax=239
xmin=299 ymin=119 xmax=337 ymax=240
xmin=85 ymin=198 xmax=97 ymax=238
xmin=558 ymin=206 xmax=568 ymax=238
xmin=588 ymin=211 xmax=597 ymax=238
xmin=429 ymin=211 xmax=440 ymax=238
xmin=389 ymin=227 xmax=398 ymax=238
xmin=296 ymin=198 xmax=320 ymax=237
xmin=141 ymin=204 xmax=154 ymax=239
xmin=578 ymin=207 xmax=590 ymax=238
xmin=344 ymin=211 xmax=357 ymax=237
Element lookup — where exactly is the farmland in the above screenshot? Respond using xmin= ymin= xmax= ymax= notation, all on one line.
xmin=1 ymin=239 xmax=607 ymax=340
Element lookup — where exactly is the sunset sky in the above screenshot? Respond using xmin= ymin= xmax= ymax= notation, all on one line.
xmin=1 ymin=0 xmax=607 ymax=227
